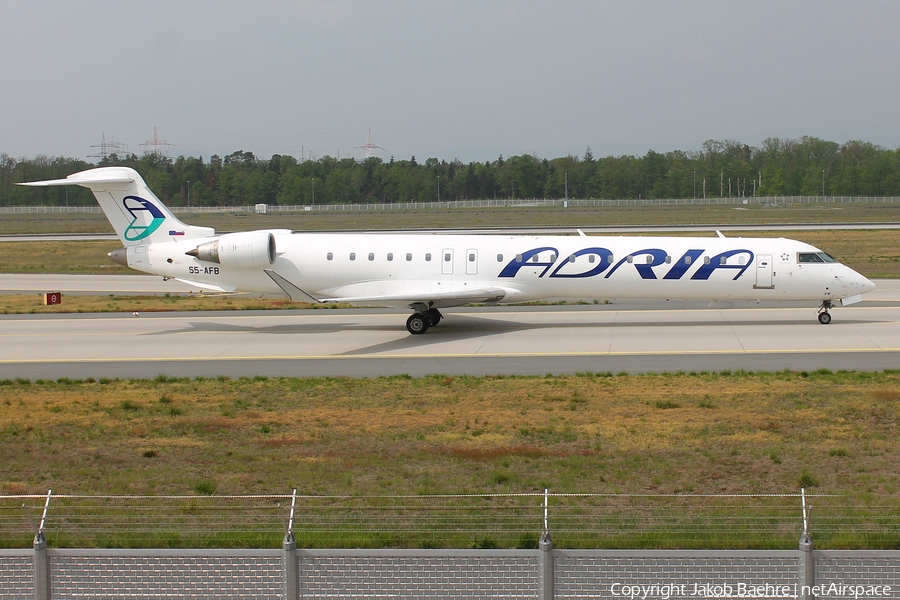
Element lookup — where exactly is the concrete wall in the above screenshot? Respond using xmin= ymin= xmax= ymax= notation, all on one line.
xmin=299 ymin=549 xmax=538 ymax=599
xmin=554 ymin=550 xmax=800 ymax=599
xmin=0 ymin=550 xmax=33 ymax=600
xmin=1 ymin=548 xmax=899 ymax=600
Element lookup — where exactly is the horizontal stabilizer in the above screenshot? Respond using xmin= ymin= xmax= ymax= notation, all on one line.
xmin=18 ymin=174 xmax=134 ymax=188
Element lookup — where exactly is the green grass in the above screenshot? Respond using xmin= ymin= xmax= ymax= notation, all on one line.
xmin=1 ymin=371 xmax=899 ymax=549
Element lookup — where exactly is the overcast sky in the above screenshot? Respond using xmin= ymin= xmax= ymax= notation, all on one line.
xmin=3 ymin=1 xmax=899 ymax=163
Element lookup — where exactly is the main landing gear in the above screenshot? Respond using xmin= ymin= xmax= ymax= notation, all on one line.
xmin=406 ymin=308 xmax=443 ymax=334
xmin=817 ymin=300 xmax=833 ymax=325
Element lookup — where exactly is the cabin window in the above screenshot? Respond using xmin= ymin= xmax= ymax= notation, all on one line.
xmin=532 ymin=254 xmax=540 ymax=263
xmin=704 ymin=256 xmax=711 ymax=265
xmin=719 ymin=256 xmax=727 ymax=265
xmin=368 ymin=252 xmax=375 ymax=261
xmin=444 ymin=253 xmax=451 ymax=262
xmin=665 ymin=255 xmax=671 ymax=264
xmin=685 ymin=256 xmax=692 ymax=265
xmin=326 ymin=252 xmax=333 ymax=261
xmin=738 ymin=256 xmax=746 ymax=265
xmin=646 ymin=255 xmax=653 ymax=264
xmin=626 ymin=255 xmax=634 ymax=263
xmin=568 ymin=255 xmax=576 ymax=263
xmin=469 ymin=253 xmax=475 ymax=262
xmin=607 ymin=254 xmax=614 ymax=263
xmin=406 ymin=253 xmax=412 ymax=261
xmin=588 ymin=255 xmax=595 ymax=264
xmin=349 ymin=252 xmax=356 ymax=261
xmin=516 ymin=254 xmax=523 ymax=262
xmin=550 ymin=253 xmax=557 ymax=262
xmin=387 ymin=253 xmax=393 ymax=261
xmin=497 ymin=254 xmax=503 ymax=262
xmin=425 ymin=253 xmax=432 ymax=261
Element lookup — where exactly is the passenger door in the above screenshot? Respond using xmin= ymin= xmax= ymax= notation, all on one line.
xmin=754 ymin=255 xmax=774 ymax=289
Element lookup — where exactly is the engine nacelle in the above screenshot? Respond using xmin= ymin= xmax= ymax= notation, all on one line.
xmin=186 ymin=231 xmax=276 ymax=268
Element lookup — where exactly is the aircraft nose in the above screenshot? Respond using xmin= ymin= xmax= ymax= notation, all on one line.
xmin=860 ymin=275 xmax=876 ymax=294
xmin=846 ymin=267 xmax=876 ymax=294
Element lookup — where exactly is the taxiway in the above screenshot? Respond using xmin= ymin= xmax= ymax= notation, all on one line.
xmin=1 ymin=288 xmax=898 ymax=379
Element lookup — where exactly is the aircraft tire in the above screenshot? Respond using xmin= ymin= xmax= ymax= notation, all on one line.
xmin=818 ymin=312 xmax=832 ymax=325
xmin=406 ymin=313 xmax=430 ymax=334
xmin=426 ymin=308 xmax=443 ymax=326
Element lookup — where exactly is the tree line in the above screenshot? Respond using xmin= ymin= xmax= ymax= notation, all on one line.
xmin=2 ymin=136 xmax=899 ymax=207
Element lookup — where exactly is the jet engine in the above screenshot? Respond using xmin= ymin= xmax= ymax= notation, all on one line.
xmin=186 ymin=231 xmax=276 ymax=268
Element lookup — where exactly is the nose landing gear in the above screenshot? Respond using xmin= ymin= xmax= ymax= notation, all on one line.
xmin=817 ymin=300 xmax=834 ymax=325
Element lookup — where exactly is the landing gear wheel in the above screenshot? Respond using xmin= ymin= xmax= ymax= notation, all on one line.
xmin=426 ymin=308 xmax=443 ymax=327
xmin=817 ymin=300 xmax=834 ymax=325
xmin=406 ymin=313 xmax=430 ymax=334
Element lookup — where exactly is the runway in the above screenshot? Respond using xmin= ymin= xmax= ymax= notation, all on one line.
xmin=1 ymin=287 xmax=898 ymax=378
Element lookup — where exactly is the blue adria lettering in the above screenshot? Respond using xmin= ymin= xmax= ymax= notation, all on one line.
xmin=691 ymin=249 xmax=754 ymax=280
xmin=499 ymin=246 xmax=754 ymax=281
xmin=605 ymin=248 xmax=668 ymax=280
xmin=497 ymin=247 xmax=559 ymax=278
xmin=549 ymin=247 xmax=614 ymax=278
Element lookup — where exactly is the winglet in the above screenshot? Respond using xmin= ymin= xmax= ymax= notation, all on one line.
xmin=263 ymin=269 xmax=322 ymax=303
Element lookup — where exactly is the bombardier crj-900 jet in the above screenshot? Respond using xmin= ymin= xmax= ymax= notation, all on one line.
xmin=22 ymin=167 xmax=875 ymax=333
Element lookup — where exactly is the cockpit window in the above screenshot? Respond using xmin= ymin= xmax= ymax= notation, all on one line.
xmin=798 ymin=252 xmax=838 ymax=263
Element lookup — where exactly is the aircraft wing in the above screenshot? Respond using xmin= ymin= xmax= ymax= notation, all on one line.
xmin=263 ymin=269 xmax=506 ymax=308
xmin=173 ymin=278 xmax=238 ymax=293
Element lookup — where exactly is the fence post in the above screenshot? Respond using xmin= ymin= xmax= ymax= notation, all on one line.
xmin=283 ymin=489 xmax=299 ymax=600
xmin=797 ymin=489 xmax=814 ymax=600
xmin=26 ymin=490 xmax=52 ymax=600
xmin=34 ymin=533 xmax=50 ymax=600
xmin=538 ymin=489 xmax=554 ymax=600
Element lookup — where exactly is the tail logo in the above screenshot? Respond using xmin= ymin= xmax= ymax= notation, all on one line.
xmin=122 ymin=196 xmax=166 ymax=241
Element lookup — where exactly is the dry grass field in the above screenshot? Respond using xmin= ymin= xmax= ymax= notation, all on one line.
xmin=1 ymin=372 xmax=898 ymax=547
xmin=4 ymin=371 xmax=897 ymax=497
xmin=0 ymin=294 xmax=334 ymax=314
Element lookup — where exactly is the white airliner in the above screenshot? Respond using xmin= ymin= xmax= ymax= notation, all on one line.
xmin=22 ymin=167 xmax=875 ymax=333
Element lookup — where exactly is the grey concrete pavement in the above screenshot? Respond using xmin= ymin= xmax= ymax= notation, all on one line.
xmin=1 ymin=301 xmax=897 ymax=379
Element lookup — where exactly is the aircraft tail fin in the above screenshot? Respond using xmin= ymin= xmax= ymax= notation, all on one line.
xmin=19 ymin=167 xmax=214 ymax=246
